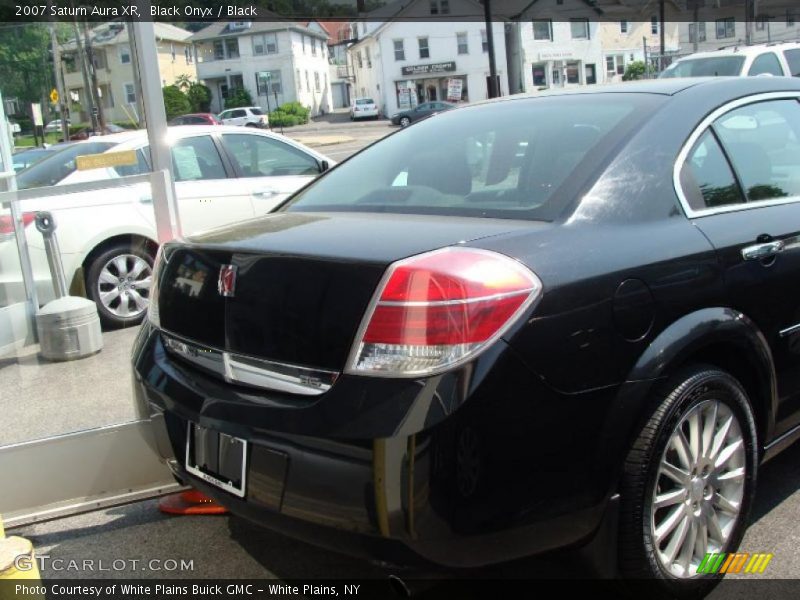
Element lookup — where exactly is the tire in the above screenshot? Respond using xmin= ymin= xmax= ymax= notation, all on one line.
xmin=399 ymin=117 xmax=411 ymax=128
xmin=245 ymin=122 xmax=259 ymax=128
xmin=85 ymin=242 xmax=155 ymax=329
xmin=618 ymin=365 xmax=758 ymax=599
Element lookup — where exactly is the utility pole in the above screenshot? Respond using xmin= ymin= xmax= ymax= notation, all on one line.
xmin=692 ymin=0 xmax=700 ymax=52
xmin=49 ymin=22 xmax=69 ymax=142
xmin=483 ymin=0 xmax=500 ymax=98
xmin=72 ymin=19 xmax=97 ymax=130
xmin=659 ymin=0 xmax=666 ymax=72
xmin=82 ymin=20 xmax=106 ymax=132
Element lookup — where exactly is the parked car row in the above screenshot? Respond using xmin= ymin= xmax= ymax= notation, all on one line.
xmin=1 ymin=126 xmax=333 ymax=327
xmin=168 ymin=107 xmax=269 ymax=128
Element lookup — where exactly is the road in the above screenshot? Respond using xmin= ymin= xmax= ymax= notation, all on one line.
xmin=284 ymin=119 xmax=396 ymax=162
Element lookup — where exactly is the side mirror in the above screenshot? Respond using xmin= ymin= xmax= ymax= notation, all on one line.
xmin=320 ymin=160 xmax=330 ymax=173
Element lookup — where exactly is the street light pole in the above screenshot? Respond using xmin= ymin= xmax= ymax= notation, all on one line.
xmin=483 ymin=0 xmax=500 ymax=98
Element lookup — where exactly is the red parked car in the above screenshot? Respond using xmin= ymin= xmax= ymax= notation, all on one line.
xmin=168 ymin=113 xmax=222 ymax=126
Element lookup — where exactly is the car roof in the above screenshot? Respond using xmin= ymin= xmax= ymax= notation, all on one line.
xmin=676 ymin=41 xmax=800 ymax=60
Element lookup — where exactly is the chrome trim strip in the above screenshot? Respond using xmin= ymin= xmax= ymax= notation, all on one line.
xmin=673 ymin=92 xmax=800 ymax=219
xmin=161 ymin=331 xmax=338 ymax=396
xmin=779 ymin=323 xmax=800 ymax=338
xmin=378 ymin=288 xmax=535 ymax=307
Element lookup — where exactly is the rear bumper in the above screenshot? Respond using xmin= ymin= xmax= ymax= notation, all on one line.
xmin=132 ymin=322 xmax=619 ymax=567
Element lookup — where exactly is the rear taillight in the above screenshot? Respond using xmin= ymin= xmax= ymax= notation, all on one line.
xmin=347 ymin=247 xmax=542 ymax=377
xmin=0 ymin=212 xmax=36 ymax=235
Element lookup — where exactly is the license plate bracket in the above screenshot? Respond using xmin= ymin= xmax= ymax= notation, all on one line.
xmin=185 ymin=423 xmax=247 ymax=498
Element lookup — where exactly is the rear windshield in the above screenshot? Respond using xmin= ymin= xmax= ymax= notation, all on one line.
xmin=356 ymin=99 xmax=374 ymax=105
xmin=660 ymin=56 xmax=745 ymax=78
xmin=284 ymin=94 xmax=661 ymax=221
xmin=16 ymin=142 xmax=116 ymax=189
xmin=249 ymin=108 xmax=264 ymax=115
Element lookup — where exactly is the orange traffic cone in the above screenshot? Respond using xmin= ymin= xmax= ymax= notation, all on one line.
xmin=158 ymin=489 xmax=229 ymax=515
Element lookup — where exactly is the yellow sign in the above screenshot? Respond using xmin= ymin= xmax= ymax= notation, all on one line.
xmin=76 ymin=150 xmax=138 ymax=171
xmin=49 ymin=88 xmax=58 ymax=104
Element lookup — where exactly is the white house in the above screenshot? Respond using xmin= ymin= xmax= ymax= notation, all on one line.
xmin=347 ymin=0 xmax=508 ymax=117
xmin=505 ymin=0 xmax=607 ymax=93
xmin=190 ymin=21 xmax=333 ymax=116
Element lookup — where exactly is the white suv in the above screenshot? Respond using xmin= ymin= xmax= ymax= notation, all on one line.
xmin=0 ymin=126 xmax=333 ymax=327
xmin=661 ymin=41 xmax=800 ymax=78
xmin=218 ymin=106 xmax=269 ymax=128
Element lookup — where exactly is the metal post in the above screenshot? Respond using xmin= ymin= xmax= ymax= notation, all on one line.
xmin=659 ymin=0 xmax=666 ymax=73
xmin=483 ymin=0 xmax=500 ymax=98
xmin=131 ymin=7 xmax=181 ymax=243
xmin=72 ymin=19 xmax=97 ymax=131
xmin=82 ymin=20 xmax=106 ymax=132
xmin=0 ymin=91 xmax=39 ymax=319
xmin=48 ymin=16 xmax=69 ymax=142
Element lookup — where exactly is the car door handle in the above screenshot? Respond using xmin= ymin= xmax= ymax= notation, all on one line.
xmin=252 ymin=189 xmax=278 ymax=197
xmin=741 ymin=240 xmax=785 ymax=261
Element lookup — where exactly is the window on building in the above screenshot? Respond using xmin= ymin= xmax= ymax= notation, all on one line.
xmin=651 ymin=16 xmax=659 ymax=35
xmin=394 ymin=39 xmax=405 ymax=61
xmin=302 ymin=35 xmax=306 ymax=53
xmin=123 ymin=82 xmax=136 ymax=104
xmin=253 ymin=33 xmax=278 ymax=55
xmin=185 ymin=47 xmax=193 ymax=64
xmin=296 ymin=68 xmax=301 ymax=93
xmin=357 ymin=51 xmax=363 ymax=68
xmin=418 ymin=37 xmax=429 ymax=59
xmin=171 ymin=43 xmax=176 ymax=61
xmin=429 ymin=0 xmax=449 ymax=15
xmin=755 ymin=17 xmax=767 ymax=31
xmin=606 ymin=56 xmax=614 ymax=74
xmin=119 ymin=44 xmax=131 ymax=64
xmin=256 ymin=70 xmax=282 ymax=95
xmin=314 ymin=72 xmax=320 ymax=91
xmin=533 ymin=20 xmax=553 ymax=41
xmin=716 ymin=18 xmax=735 ymax=39
xmin=457 ymin=32 xmax=468 ymax=55
xmin=789 ymin=10 xmax=796 ymax=26
xmin=225 ymin=38 xmax=239 ymax=59
xmin=312 ymin=38 xmax=317 ymax=56
xmin=532 ymin=64 xmax=547 ymax=86
xmin=481 ymin=29 xmax=488 ymax=52
xmin=213 ymin=40 xmax=225 ymax=60
xmin=570 ymin=19 xmax=589 ymax=40
xmin=91 ymin=49 xmax=107 ymax=70
xmin=305 ymin=70 xmax=310 ymax=92
xmin=365 ymin=47 xmax=372 ymax=67
xmin=606 ymin=55 xmax=625 ymax=75
xmin=689 ymin=22 xmax=707 ymax=43
xmin=566 ymin=62 xmax=580 ymax=83
xmin=620 ymin=21 xmax=628 ymax=34
xmin=63 ymin=55 xmax=77 ymax=73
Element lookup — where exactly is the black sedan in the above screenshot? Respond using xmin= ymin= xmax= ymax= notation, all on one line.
xmin=134 ymin=77 xmax=800 ymax=597
xmin=390 ymin=101 xmax=456 ymax=127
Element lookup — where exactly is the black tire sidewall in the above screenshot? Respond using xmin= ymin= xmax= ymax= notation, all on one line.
xmin=86 ymin=243 xmax=154 ymax=329
xmin=620 ymin=367 xmax=758 ymax=598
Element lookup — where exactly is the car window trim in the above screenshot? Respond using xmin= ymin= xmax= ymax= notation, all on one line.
xmin=673 ymin=91 xmax=800 ymax=219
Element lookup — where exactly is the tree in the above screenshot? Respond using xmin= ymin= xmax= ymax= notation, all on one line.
xmin=162 ymin=85 xmax=190 ymax=120
xmin=187 ymin=82 xmax=212 ymax=113
xmin=224 ymin=88 xmax=253 ymax=109
xmin=622 ymin=61 xmax=647 ymax=81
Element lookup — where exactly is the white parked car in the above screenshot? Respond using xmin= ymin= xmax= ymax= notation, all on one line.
xmin=44 ymin=119 xmax=70 ymax=132
xmin=217 ymin=106 xmax=269 ymax=128
xmin=0 ymin=125 xmax=333 ymax=327
xmin=350 ymin=98 xmax=379 ymax=120
xmin=661 ymin=41 xmax=800 ymax=78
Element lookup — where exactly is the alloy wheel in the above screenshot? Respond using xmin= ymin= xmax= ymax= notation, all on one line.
xmin=97 ymin=253 xmax=152 ymax=319
xmin=651 ymin=399 xmax=746 ymax=578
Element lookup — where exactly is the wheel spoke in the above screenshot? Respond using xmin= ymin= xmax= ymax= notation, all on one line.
xmin=115 ymin=292 xmax=131 ymax=316
xmin=129 ymin=259 xmax=149 ymax=279
xmin=695 ymin=521 xmax=709 ymax=558
xmin=663 ymin=514 xmax=691 ymax=564
xmin=136 ymin=276 xmax=152 ymax=290
xmin=661 ymin=461 xmax=689 ymax=485
xmin=130 ymin=289 xmax=149 ymax=311
xmin=113 ymin=256 xmax=129 ymax=278
xmin=678 ymin=520 xmax=698 ymax=572
xmin=717 ymin=467 xmax=745 ymax=483
xmin=673 ymin=430 xmax=694 ymax=470
xmin=701 ymin=402 xmax=718 ymax=458
xmin=714 ymin=439 xmax=743 ymax=470
xmin=688 ymin=411 xmax=701 ymax=464
xmin=99 ymin=288 xmax=120 ymax=306
xmin=98 ymin=269 xmax=118 ymax=286
xmin=656 ymin=504 xmax=686 ymax=544
xmin=706 ymin=508 xmax=725 ymax=544
xmin=709 ymin=415 xmax=734 ymax=461
xmin=713 ymin=491 xmax=740 ymax=515
xmin=655 ymin=488 xmax=687 ymax=509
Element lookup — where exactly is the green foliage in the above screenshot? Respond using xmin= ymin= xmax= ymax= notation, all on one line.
xmin=224 ymin=88 xmax=254 ymax=109
xmin=186 ymin=82 xmax=212 ymax=113
xmin=622 ymin=61 xmax=647 ymax=81
xmin=0 ymin=24 xmax=53 ymax=112
xmin=174 ymin=74 xmax=193 ymax=91
xmin=269 ymin=102 xmax=310 ymax=127
xmin=162 ymin=85 xmax=191 ymax=120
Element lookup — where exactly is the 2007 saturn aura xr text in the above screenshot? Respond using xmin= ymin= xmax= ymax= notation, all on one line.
xmin=133 ymin=77 xmax=800 ymax=598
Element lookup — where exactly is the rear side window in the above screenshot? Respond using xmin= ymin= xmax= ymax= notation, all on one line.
xmin=356 ymin=99 xmax=374 ymax=105
xmin=16 ymin=142 xmax=116 ymax=189
xmin=222 ymin=134 xmax=320 ymax=177
xmin=249 ymin=108 xmax=264 ymax=115
xmin=113 ymin=148 xmax=151 ymax=177
xmin=748 ymin=52 xmax=783 ymax=76
xmin=680 ymin=131 xmax=743 ymax=210
xmin=285 ymin=94 xmax=661 ymax=221
xmin=783 ymin=49 xmax=800 ymax=77
xmin=714 ymin=100 xmax=800 ymax=201
xmin=660 ymin=56 xmax=744 ymax=77
xmin=171 ymin=136 xmax=227 ymax=181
